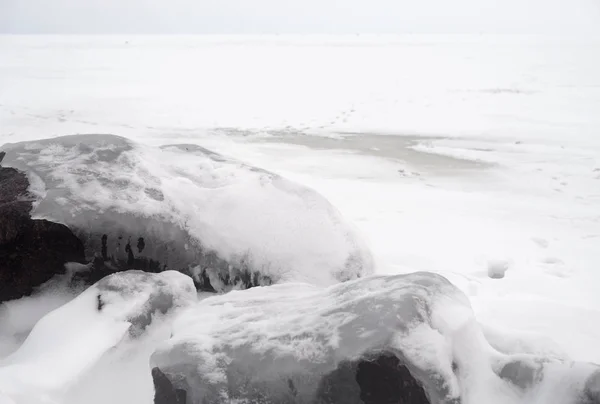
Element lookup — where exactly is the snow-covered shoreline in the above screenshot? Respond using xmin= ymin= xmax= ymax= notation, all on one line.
xmin=1 ymin=34 xmax=599 ymax=402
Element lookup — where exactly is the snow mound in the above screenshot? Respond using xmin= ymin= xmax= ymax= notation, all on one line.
xmin=0 ymin=270 xmax=196 ymax=404
xmin=0 ymin=134 xmax=373 ymax=292
xmin=151 ymin=272 xmax=600 ymax=404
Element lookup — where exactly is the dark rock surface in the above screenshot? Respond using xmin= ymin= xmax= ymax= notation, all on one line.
xmin=0 ymin=165 xmax=86 ymax=302
xmin=152 ymin=367 xmax=187 ymax=404
xmin=315 ymin=352 xmax=431 ymax=404
xmin=356 ymin=353 xmax=431 ymax=404
xmin=585 ymin=370 xmax=600 ymax=404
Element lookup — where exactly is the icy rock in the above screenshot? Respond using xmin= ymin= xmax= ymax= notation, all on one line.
xmin=0 ymin=165 xmax=85 ymax=302
xmin=150 ymin=272 xmax=455 ymax=404
xmin=586 ymin=371 xmax=600 ymax=403
xmin=487 ymin=259 xmax=510 ymax=279
xmin=151 ymin=271 xmax=600 ymax=404
xmin=0 ymin=270 xmax=196 ymax=404
xmin=0 ymin=134 xmax=373 ymax=299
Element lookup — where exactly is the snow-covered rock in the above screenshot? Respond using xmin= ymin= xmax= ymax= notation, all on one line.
xmin=0 ymin=270 xmax=196 ymax=404
xmin=0 ymin=134 xmax=373 ymax=299
xmin=487 ymin=259 xmax=511 ymax=279
xmin=151 ymin=271 xmax=600 ymax=404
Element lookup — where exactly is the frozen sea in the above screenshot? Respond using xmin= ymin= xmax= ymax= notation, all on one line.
xmin=1 ymin=33 xmax=600 ymax=366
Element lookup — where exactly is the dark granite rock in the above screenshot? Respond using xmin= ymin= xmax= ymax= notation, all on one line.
xmin=0 ymin=165 xmax=86 ymax=302
xmin=0 ymin=166 xmax=31 ymax=244
xmin=314 ymin=352 xmax=431 ymax=404
xmin=356 ymin=353 xmax=430 ymax=404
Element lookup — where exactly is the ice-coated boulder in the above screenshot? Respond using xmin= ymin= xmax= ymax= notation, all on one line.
xmin=0 ymin=270 xmax=196 ymax=404
xmin=0 ymin=134 xmax=373 ymax=301
xmin=151 ymin=272 xmax=600 ymax=404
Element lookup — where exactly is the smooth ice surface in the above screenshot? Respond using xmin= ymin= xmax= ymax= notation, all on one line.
xmin=0 ymin=270 xmax=196 ymax=404
xmin=0 ymin=134 xmax=373 ymax=287
xmin=152 ymin=272 xmax=600 ymax=404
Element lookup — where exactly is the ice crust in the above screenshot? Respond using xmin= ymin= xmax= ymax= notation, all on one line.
xmin=0 ymin=134 xmax=373 ymax=290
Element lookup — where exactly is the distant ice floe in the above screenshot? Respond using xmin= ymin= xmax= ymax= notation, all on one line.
xmin=0 ymin=134 xmax=373 ymax=293
xmin=0 ymin=270 xmax=196 ymax=404
xmin=151 ymin=271 xmax=600 ymax=404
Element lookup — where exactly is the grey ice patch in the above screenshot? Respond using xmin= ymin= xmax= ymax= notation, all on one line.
xmin=127 ymin=290 xmax=174 ymax=337
xmin=94 ymin=148 xmax=123 ymax=162
xmin=541 ymin=256 xmax=564 ymax=265
xmin=498 ymin=360 xmax=543 ymax=389
xmin=160 ymin=144 xmax=228 ymax=162
xmin=531 ymin=237 xmax=549 ymax=248
xmin=144 ymin=187 xmax=165 ymax=201
xmin=584 ymin=370 xmax=600 ymax=403
xmin=64 ymin=261 xmax=93 ymax=280
xmin=95 ymin=271 xmax=182 ymax=337
xmin=96 ymin=270 xmax=158 ymax=296
xmin=161 ymin=143 xmax=275 ymax=176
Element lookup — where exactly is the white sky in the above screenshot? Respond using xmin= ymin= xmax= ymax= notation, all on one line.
xmin=1 ymin=0 xmax=600 ymax=35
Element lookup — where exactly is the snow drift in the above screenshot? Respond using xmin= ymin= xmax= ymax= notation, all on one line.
xmin=0 ymin=270 xmax=196 ymax=404
xmin=0 ymin=134 xmax=373 ymax=297
xmin=151 ymin=272 xmax=600 ymax=404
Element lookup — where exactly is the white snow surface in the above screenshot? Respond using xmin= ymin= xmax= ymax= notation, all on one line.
xmin=0 ymin=270 xmax=83 ymax=359
xmin=0 ymin=270 xmax=196 ymax=404
xmin=0 ymin=33 xmax=600 ymax=401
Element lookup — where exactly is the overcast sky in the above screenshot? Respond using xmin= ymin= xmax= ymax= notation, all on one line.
xmin=1 ymin=0 xmax=599 ymax=35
